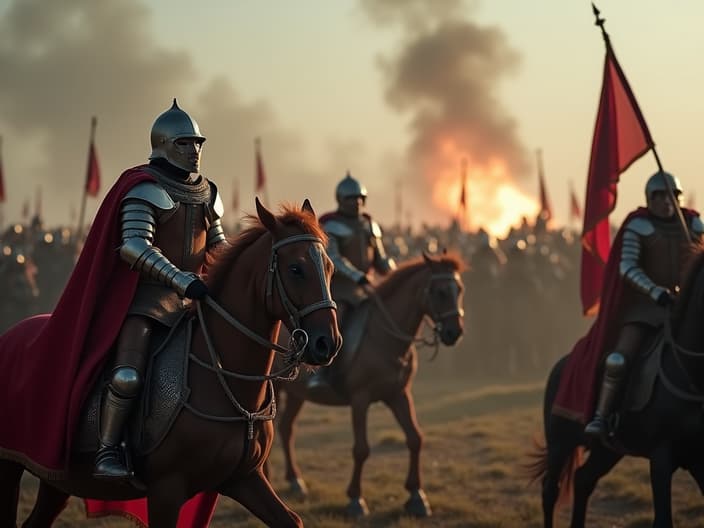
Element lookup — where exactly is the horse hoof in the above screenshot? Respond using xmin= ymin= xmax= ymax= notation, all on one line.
xmin=346 ymin=496 xmax=370 ymax=517
xmin=288 ymin=477 xmax=308 ymax=498
xmin=405 ymin=489 xmax=432 ymax=517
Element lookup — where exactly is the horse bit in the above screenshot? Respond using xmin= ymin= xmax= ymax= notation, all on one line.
xmin=186 ymin=233 xmax=337 ymax=438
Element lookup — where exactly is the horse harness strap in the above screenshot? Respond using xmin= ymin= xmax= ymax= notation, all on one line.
xmin=368 ymin=271 xmax=462 ymax=356
xmin=659 ymin=312 xmax=704 ymax=403
xmin=265 ymin=234 xmax=337 ymax=330
xmin=183 ymin=232 xmax=337 ymax=437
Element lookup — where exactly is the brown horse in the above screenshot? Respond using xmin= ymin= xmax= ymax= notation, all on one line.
xmin=0 ymin=198 xmax=341 ymax=527
xmin=270 ymin=252 xmax=465 ymax=517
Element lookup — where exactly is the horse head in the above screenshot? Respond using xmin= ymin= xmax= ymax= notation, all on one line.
xmin=421 ymin=251 xmax=465 ymax=346
xmin=255 ymin=197 xmax=342 ymax=366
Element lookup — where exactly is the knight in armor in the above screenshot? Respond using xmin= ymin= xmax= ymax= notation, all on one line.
xmin=584 ymin=171 xmax=704 ymax=440
xmin=307 ymin=172 xmax=396 ymax=392
xmin=92 ymin=100 xmax=228 ymax=479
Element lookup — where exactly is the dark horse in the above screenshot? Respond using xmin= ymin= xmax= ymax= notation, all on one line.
xmin=270 ymin=252 xmax=465 ymax=517
xmin=530 ymin=247 xmax=704 ymax=528
xmin=0 ymin=198 xmax=342 ymax=527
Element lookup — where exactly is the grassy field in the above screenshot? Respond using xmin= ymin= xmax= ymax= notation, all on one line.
xmin=15 ymin=368 xmax=704 ymax=527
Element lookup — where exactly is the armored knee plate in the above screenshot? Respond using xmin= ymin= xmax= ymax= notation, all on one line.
xmin=108 ymin=366 xmax=142 ymax=399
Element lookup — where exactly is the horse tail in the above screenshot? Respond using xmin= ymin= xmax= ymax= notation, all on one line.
xmin=524 ymin=354 xmax=583 ymax=507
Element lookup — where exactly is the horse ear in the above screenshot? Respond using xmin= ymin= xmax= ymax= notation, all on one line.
xmin=302 ymin=198 xmax=316 ymax=218
xmin=256 ymin=197 xmax=278 ymax=232
xmin=422 ymin=250 xmax=433 ymax=264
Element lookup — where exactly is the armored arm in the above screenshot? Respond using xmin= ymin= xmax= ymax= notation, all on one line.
xmin=118 ymin=182 xmax=201 ymax=296
xmin=370 ymin=220 xmax=396 ymax=275
xmin=206 ymin=181 xmax=228 ymax=248
xmin=619 ymin=217 xmax=668 ymax=303
xmin=324 ymin=219 xmax=366 ymax=283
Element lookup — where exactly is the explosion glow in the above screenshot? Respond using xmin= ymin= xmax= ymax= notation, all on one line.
xmin=429 ymin=139 xmax=539 ymax=238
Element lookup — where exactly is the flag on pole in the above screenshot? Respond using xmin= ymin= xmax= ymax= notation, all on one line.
xmin=579 ymin=27 xmax=654 ymax=316
xmin=21 ymin=198 xmax=30 ymax=220
xmin=255 ymin=138 xmax=266 ymax=193
xmin=569 ymin=182 xmax=582 ymax=222
xmin=85 ymin=117 xmax=101 ymax=197
xmin=0 ymin=136 xmax=5 ymax=203
xmin=458 ymin=157 xmax=468 ymax=228
xmin=536 ymin=149 xmax=553 ymax=221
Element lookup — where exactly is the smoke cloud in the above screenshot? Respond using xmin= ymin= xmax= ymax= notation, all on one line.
xmin=359 ymin=0 xmax=532 ymax=230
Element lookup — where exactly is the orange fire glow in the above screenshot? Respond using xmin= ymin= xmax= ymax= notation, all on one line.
xmin=429 ymin=139 xmax=539 ymax=238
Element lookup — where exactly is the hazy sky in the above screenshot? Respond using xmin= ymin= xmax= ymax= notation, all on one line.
xmin=0 ymin=0 xmax=701 ymax=236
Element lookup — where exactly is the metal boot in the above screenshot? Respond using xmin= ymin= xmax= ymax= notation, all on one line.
xmin=584 ymin=352 xmax=627 ymax=440
xmin=93 ymin=367 xmax=140 ymax=479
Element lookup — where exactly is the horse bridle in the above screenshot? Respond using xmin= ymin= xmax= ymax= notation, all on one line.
xmin=185 ymin=232 xmax=337 ymax=436
xmin=369 ymin=269 xmax=464 ymax=356
xmin=265 ymin=234 xmax=337 ymax=343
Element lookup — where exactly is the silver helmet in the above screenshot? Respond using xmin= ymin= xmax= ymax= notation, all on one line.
xmin=149 ymin=99 xmax=206 ymax=172
xmin=335 ymin=171 xmax=368 ymax=204
xmin=645 ymin=171 xmax=682 ymax=205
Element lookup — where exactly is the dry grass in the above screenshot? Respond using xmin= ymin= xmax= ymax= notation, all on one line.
xmin=14 ymin=367 xmax=704 ymax=527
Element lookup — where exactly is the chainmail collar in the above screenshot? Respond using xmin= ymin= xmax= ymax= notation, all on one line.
xmin=144 ymin=165 xmax=211 ymax=204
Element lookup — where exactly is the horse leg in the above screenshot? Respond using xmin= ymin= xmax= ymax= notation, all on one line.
xmin=570 ymin=446 xmax=622 ymax=528
xmin=146 ymin=478 xmax=188 ymax=528
xmin=650 ymin=445 xmax=675 ymax=528
xmin=277 ymin=389 xmax=308 ymax=497
xmin=346 ymin=398 xmax=371 ymax=517
xmin=21 ymin=481 xmax=69 ymax=528
xmin=219 ymin=467 xmax=302 ymax=528
xmin=385 ymin=388 xmax=431 ymax=517
xmin=0 ymin=459 xmax=23 ymax=527
xmin=541 ymin=435 xmax=577 ymax=528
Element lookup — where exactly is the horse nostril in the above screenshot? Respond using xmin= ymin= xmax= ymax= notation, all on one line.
xmin=315 ymin=335 xmax=331 ymax=356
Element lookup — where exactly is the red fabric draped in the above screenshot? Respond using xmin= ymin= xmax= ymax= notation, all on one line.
xmin=580 ymin=40 xmax=654 ymax=316
xmin=0 ymin=167 xmax=153 ymax=474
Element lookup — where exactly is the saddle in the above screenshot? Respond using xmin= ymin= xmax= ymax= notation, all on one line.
xmin=75 ymin=312 xmax=193 ymax=456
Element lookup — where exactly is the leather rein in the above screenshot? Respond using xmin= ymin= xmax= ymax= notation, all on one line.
xmin=184 ymin=233 xmax=337 ymax=436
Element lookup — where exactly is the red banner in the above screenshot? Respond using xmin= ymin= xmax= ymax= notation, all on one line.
xmin=85 ymin=141 xmax=101 ymax=197
xmin=255 ymin=139 xmax=266 ymax=192
xmin=580 ymin=39 xmax=654 ymax=315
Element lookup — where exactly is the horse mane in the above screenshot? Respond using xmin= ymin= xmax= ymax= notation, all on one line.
xmin=375 ymin=252 xmax=466 ymax=298
xmin=205 ymin=204 xmax=327 ymax=293
xmin=673 ymin=240 xmax=704 ymax=325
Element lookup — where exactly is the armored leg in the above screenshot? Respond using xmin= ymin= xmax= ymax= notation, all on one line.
xmin=93 ymin=315 xmax=151 ymax=480
xmin=584 ymin=323 xmax=648 ymax=440
xmin=584 ymin=351 xmax=627 ymax=439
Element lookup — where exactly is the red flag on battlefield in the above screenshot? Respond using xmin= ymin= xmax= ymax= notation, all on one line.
xmin=536 ymin=149 xmax=553 ymax=221
xmin=569 ymin=183 xmax=582 ymax=221
xmin=255 ymin=138 xmax=266 ymax=193
xmin=85 ymin=118 xmax=101 ymax=197
xmin=580 ymin=30 xmax=654 ymax=316
xmin=0 ymin=136 xmax=5 ymax=203
xmin=458 ymin=157 xmax=467 ymax=217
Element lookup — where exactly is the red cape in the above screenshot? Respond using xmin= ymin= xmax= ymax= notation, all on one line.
xmin=0 ymin=167 xmax=154 ymax=474
xmin=553 ymin=207 xmax=698 ymax=423
xmin=0 ymin=165 xmax=218 ymax=526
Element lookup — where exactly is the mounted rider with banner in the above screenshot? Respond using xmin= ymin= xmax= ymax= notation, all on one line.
xmin=307 ymin=171 xmax=396 ymax=394
xmin=553 ymin=170 xmax=703 ymax=441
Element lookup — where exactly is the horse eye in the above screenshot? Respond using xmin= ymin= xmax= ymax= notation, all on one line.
xmin=289 ymin=264 xmax=304 ymax=278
